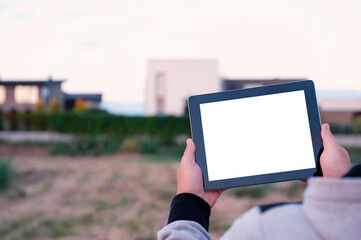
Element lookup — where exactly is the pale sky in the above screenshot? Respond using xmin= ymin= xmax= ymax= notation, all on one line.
xmin=1 ymin=0 xmax=361 ymax=103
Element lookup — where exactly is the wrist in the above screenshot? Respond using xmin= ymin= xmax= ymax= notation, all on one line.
xmin=177 ymin=190 xmax=205 ymax=202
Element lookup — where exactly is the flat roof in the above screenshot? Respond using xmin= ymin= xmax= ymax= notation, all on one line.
xmin=223 ymin=78 xmax=307 ymax=84
xmin=0 ymin=79 xmax=65 ymax=85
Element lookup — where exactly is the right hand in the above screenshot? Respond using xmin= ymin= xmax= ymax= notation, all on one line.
xmin=320 ymin=123 xmax=351 ymax=178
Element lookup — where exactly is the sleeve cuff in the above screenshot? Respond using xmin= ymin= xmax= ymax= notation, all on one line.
xmin=167 ymin=193 xmax=211 ymax=231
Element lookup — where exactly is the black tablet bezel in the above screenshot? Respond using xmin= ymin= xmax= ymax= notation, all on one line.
xmin=188 ymin=80 xmax=323 ymax=191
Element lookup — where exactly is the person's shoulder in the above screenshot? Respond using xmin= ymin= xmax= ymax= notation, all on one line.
xmin=221 ymin=203 xmax=310 ymax=240
xmin=221 ymin=207 xmax=262 ymax=239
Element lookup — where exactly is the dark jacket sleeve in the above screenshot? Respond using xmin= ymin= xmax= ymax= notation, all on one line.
xmin=158 ymin=193 xmax=212 ymax=240
xmin=167 ymin=193 xmax=211 ymax=231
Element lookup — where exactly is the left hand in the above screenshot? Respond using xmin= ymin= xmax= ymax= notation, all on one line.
xmin=176 ymin=139 xmax=223 ymax=208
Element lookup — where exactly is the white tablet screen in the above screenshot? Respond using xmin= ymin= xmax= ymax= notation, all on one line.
xmin=200 ymin=90 xmax=316 ymax=181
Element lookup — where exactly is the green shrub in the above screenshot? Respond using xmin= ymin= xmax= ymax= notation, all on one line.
xmin=22 ymin=109 xmax=33 ymax=131
xmin=82 ymin=108 xmax=109 ymax=115
xmin=0 ymin=159 xmax=12 ymax=190
xmin=100 ymin=136 xmax=123 ymax=153
xmin=47 ymin=113 xmax=190 ymax=143
xmin=0 ymin=112 xmax=191 ymax=143
xmin=8 ymin=109 xmax=19 ymax=131
xmin=354 ymin=116 xmax=361 ymax=134
xmin=33 ymin=114 xmax=48 ymax=131
xmin=329 ymin=122 xmax=354 ymax=134
xmin=229 ymin=184 xmax=271 ymax=199
xmin=74 ymin=137 xmax=101 ymax=156
xmin=49 ymin=136 xmax=123 ymax=156
xmin=139 ymin=139 xmax=160 ymax=153
xmin=49 ymin=142 xmax=77 ymax=156
xmin=121 ymin=138 xmax=140 ymax=153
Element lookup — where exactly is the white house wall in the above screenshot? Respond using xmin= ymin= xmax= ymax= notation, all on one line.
xmin=146 ymin=60 xmax=220 ymax=116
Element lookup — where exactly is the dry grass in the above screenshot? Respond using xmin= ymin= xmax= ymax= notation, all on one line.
xmin=0 ymin=145 xmax=305 ymax=240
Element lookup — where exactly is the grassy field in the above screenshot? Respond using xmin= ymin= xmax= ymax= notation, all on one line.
xmin=0 ymin=144 xmax=360 ymax=240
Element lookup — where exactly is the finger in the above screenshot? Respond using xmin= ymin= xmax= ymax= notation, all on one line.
xmin=181 ymin=139 xmax=196 ymax=166
xmin=186 ymin=139 xmax=196 ymax=153
xmin=321 ymin=124 xmax=339 ymax=149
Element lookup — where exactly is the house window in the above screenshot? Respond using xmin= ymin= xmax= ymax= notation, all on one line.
xmin=0 ymin=86 xmax=6 ymax=104
xmin=14 ymin=85 xmax=39 ymax=104
xmin=155 ymin=72 xmax=166 ymax=115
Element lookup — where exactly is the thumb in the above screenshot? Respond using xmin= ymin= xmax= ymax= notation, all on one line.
xmin=181 ymin=139 xmax=196 ymax=166
xmin=321 ymin=124 xmax=339 ymax=149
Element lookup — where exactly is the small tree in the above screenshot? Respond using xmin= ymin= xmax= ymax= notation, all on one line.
xmin=49 ymin=98 xmax=60 ymax=114
xmin=34 ymin=100 xmax=47 ymax=130
xmin=8 ymin=109 xmax=18 ymax=131
xmin=73 ymin=99 xmax=87 ymax=114
xmin=35 ymin=99 xmax=45 ymax=115
xmin=23 ymin=109 xmax=32 ymax=131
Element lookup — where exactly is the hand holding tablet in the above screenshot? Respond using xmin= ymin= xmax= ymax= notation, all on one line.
xmin=188 ymin=80 xmax=323 ymax=191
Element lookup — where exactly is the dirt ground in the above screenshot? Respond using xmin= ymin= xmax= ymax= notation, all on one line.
xmin=0 ymin=145 xmax=305 ymax=240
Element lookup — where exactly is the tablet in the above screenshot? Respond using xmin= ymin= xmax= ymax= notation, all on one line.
xmin=188 ymin=80 xmax=323 ymax=191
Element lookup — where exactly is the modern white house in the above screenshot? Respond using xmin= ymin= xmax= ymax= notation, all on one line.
xmin=145 ymin=59 xmax=306 ymax=116
xmin=145 ymin=59 xmax=220 ymax=116
xmin=145 ymin=59 xmax=361 ymax=124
